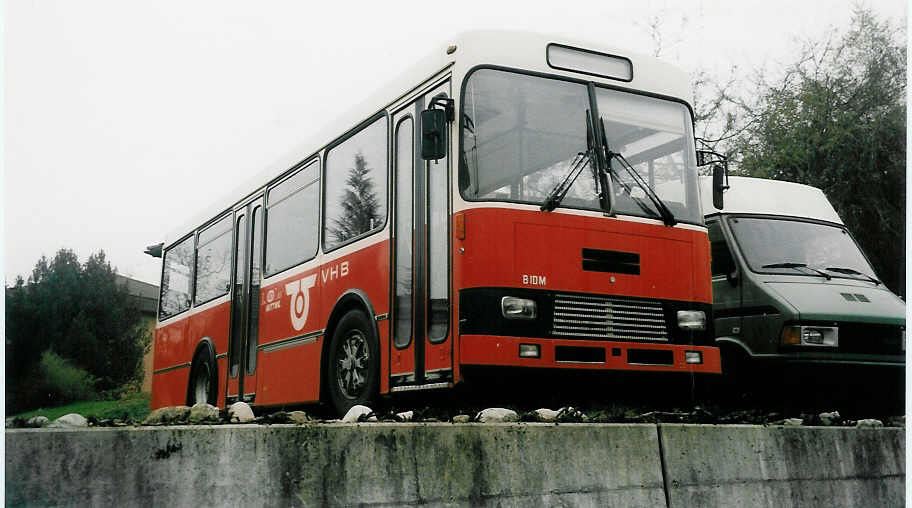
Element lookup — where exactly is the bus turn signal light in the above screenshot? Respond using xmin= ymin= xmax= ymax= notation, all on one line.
xmin=455 ymin=214 xmax=465 ymax=240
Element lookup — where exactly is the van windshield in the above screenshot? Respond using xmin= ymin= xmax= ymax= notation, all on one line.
xmin=727 ymin=217 xmax=877 ymax=281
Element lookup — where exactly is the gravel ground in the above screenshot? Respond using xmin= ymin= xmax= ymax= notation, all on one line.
xmin=9 ymin=369 xmax=903 ymax=428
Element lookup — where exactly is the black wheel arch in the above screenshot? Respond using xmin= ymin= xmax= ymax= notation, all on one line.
xmin=320 ymin=289 xmax=380 ymax=403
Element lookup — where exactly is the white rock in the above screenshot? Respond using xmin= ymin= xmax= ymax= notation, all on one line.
xmin=342 ymin=405 xmax=376 ymax=423
xmin=6 ymin=417 xmax=16 ymax=427
xmin=189 ymin=403 xmax=220 ymax=423
xmin=475 ymin=408 xmax=519 ymax=423
xmin=396 ymin=411 xmax=414 ymax=422
xmin=780 ymin=418 xmax=803 ymax=426
xmin=534 ymin=408 xmax=560 ymax=422
xmin=228 ymin=402 xmax=255 ymax=423
xmin=27 ymin=416 xmax=49 ymax=428
xmin=887 ymin=415 xmax=905 ymax=427
xmin=289 ymin=411 xmax=312 ymax=424
xmin=452 ymin=414 xmax=471 ymax=423
xmin=558 ymin=407 xmax=587 ymax=421
xmin=143 ymin=406 xmax=191 ymax=425
xmin=856 ymin=419 xmax=884 ymax=428
xmin=48 ymin=413 xmax=88 ymax=428
xmin=819 ymin=411 xmax=841 ymax=426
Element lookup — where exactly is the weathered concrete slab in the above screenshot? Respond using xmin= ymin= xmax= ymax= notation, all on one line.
xmin=6 ymin=423 xmax=665 ymax=507
xmin=659 ymin=424 xmax=905 ymax=508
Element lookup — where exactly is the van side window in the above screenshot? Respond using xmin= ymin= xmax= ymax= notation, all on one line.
xmin=708 ymin=221 xmax=734 ymax=277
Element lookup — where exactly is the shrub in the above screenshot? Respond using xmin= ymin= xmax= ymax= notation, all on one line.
xmin=35 ymin=350 xmax=98 ymax=406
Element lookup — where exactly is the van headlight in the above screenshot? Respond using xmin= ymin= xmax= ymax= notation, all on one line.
xmin=677 ymin=310 xmax=706 ymax=331
xmin=780 ymin=325 xmax=838 ymax=347
xmin=501 ymin=296 xmax=537 ymax=320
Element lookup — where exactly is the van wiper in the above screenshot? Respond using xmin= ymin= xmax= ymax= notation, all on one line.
xmin=825 ymin=266 xmax=881 ymax=285
xmin=761 ymin=262 xmax=831 ymax=280
xmin=540 ymin=150 xmax=594 ymax=212
xmin=598 ymin=118 xmax=676 ymax=226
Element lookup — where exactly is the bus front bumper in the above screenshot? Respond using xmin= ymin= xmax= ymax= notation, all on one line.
xmin=460 ymin=334 xmax=722 ymax=374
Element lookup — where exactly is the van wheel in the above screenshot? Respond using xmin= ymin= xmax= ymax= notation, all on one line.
xmin=188 ymin=348 xmax=216 ymax=406
xmin=326 ymin=310 xmax=379 ymax=416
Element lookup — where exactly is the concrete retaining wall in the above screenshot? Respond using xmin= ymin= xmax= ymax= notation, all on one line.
xmin=5 ymin=423 xmax=904 ymax=507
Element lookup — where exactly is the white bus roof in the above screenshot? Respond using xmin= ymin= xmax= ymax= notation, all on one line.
xmin=701 ymin=176 xmax=843 ymax=224
xmin=160 ymin=30 xmax=694 ymax=247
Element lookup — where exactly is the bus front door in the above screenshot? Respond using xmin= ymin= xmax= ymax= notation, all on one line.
xmin=226 ymin=196 xmax=264 ymax=404
xmin=390 ymin=81 xmax=453 ymax=390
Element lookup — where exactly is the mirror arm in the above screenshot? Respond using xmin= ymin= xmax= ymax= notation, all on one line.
xmin=428 ymin=96 xmax=455 ymax=122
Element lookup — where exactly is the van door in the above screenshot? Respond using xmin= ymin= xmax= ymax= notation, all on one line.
xmin=708 ymin=219 xmax=742 ymax=341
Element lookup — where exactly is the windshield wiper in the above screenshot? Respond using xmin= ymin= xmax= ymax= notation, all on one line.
xmin=825 ymin=266 xmax=881 ymax=285
xmin=598 ymin=118 xmax=676 ymax=226
xmin=761 ymin=262 xmax=831 ymax=280
xmin=540 ymin=111 xmax=597 ymax=212
xmin=540 ymin=150 xmax=593 ymax=212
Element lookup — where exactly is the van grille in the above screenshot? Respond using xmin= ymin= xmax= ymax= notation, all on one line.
xmin=551 ymin=293 xmax=668 ymax=341
xmin=837 ymin=323 xmax=904 ymax=355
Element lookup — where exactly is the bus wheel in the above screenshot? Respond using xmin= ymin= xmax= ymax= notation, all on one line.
xmin=327 ymin=310 xmax=379 ymax=416
xmin=188 ymin=348 xmax=216 ymax=406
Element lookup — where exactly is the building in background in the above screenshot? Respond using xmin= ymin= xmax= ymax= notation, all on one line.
xmin=116 ymin=275 xmax=158 ymax=392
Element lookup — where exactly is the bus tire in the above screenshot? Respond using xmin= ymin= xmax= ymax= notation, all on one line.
xmin=326 ymin=309 xmax=379 ymax=416
xmin=188 ymin=347 xmax=217 ymax=406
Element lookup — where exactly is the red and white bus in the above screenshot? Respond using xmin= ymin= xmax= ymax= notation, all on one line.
xmin=148 ymin=31 xmax=721 ymax=415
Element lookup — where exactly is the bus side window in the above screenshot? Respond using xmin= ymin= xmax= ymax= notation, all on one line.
xmin=323 ymin=115 xmax=388 ymax=252
xmin=194 ymin=215 xmax=233 ymax=304
xmin=707 ymin=221 xmax=734 ymax=277
xmin=265 ymin=160 xmax=320 ymax=277
xmin=160 ymin=236 xmax=195 ymax=319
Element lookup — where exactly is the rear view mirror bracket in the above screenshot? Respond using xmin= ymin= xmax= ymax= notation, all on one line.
xmin=695 ymin=139 xmax=730 ymax=210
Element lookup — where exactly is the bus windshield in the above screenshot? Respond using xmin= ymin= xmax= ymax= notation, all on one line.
xmin=460 ymin=68 xmax=702 ymax=224
xmin=728 ymin=217 xmax=878 ymax=281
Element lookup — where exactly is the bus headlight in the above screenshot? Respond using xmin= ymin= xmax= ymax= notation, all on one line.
xmin=501 ymin=296 xmax=537 ymax=320
xmin=677 ymin=310 xmax=706 ymax=331
xmin=780 ymin=325 xmax=838 ymax=347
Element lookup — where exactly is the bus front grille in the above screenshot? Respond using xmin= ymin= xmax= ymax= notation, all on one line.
xmin=551 ymin=293 xmax=669 ymax=341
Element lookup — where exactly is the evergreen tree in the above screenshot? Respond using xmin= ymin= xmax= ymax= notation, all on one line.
xmin=5 ymin=249 xmax=150 ymax=411
xmin=329 ymin=152 xmax=382 ymax=243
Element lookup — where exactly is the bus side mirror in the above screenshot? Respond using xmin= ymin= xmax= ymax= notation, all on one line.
xmin=144 ymin=242 xmax=163 ymax=258
xmin=421 ymin=108 xmax=447 ymax=161
xmin=712 ymin=164 xmax=727 ymax=210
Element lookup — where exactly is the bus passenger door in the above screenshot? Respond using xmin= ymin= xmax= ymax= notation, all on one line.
xmin=390 ymin=80 xmax=453 ymax=390
xmin=226 ymin=196 xmax=265 ymax=404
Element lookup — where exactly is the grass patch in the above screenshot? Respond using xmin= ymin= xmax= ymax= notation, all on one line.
xmin=11 ymin=392 xmax=150 ymax=422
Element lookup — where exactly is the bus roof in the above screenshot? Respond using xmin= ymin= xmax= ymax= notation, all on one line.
xmin=701 ymin=175 xmax=843 ymax=224
xmin=159 ymin=30 xmax=694 ymax=248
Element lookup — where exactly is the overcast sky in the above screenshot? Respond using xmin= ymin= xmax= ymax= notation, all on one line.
xmin=3 ymin=0 xmax=906 ymax=286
